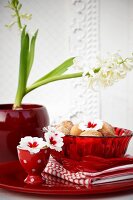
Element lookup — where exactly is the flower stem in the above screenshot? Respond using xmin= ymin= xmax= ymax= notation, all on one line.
xmin=13 ymin=28 xmax=29 ymax=109
xmin=13 ymin=91 xmax=25 ymax=109
xmin=15 ymin=8 xmax=22 ymax=29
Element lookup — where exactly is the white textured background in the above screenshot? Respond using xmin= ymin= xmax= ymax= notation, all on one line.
xmin=100 ymin=0 xmax=133 ymax=131
xmin=0 ymin=0 xmax=133 ymax=134
xmin=1 ymin=2 xmax=133 ymax=199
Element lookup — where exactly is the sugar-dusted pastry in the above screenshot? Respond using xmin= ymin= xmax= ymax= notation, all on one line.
xmin=99 ymin=121 xmax=116 ymax=136
xmin=56 ymin=125 xmax=70 ymax=135
xmin=61 ymin=120 xmax=73 ymax=131
xmin=55 ymin=119 xmax=116 ymax=137
xmin=56 ymin=120 xmax=73 ymax=135
xmin=80 ymin=130 xmax=102 ymax=137
xmin=70 ymin=125 xmax=83 ymax=136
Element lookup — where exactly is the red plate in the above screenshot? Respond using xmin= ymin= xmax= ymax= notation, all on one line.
xmin=0 ymin=161 xmax=133 ymax=195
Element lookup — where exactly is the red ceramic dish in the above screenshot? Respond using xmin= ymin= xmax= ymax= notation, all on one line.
xmin=51 ymin=127 xmax=133 ymax=172
xmin=0 ymin=161 xmax=133 ymax=195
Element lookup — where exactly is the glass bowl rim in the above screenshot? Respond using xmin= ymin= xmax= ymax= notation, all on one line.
xmin=64 ymin=127 xmax=133 ymax=138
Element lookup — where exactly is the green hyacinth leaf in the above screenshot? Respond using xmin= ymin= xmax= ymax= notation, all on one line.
xmin=27 ymin=30 xmax=38 ymax=81
xmin=33 ymin=57 xmax=75 ymax=84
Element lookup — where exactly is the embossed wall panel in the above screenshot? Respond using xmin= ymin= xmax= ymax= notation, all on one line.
xmin=69 ymin=0 xmax=100 ymax=122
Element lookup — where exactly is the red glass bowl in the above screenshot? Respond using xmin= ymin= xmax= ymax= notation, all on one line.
xmin=51 ymin=127 xmax=133 ymax=172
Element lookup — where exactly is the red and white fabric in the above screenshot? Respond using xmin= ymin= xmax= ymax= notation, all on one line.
xmin=44 ymin=156 xmax=133 ymax=186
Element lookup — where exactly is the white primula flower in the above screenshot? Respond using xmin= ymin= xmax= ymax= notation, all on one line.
xmin=19 ymin=136 xmax=47 ymax=154
xmin=44 ymin=126 xmax=65 ymax=152
xmin=79 ymin=119 xmax=103 ymax=131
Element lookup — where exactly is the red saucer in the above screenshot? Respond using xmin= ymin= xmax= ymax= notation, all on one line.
xmin=0 ymin=161 xmax=133 ymax=195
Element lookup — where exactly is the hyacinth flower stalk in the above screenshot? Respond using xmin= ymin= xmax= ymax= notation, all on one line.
xmin=6 ymin=0 xmax=133 ymax=109
xmin=6 ymin=0 xmax=97 ymax=109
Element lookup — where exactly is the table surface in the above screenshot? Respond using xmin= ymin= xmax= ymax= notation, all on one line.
xmin=0 ymin=189 xmax=133 ymax=200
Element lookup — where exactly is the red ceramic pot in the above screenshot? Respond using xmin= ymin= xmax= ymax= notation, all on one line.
xmin=0 ymin=104 xmax=49 ymax=163
xmin=17 ymin=146 xmax=50 ymax=184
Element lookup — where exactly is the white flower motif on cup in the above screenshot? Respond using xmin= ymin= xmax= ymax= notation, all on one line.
xmin=30 ymin=178 xmax=34 ymax=182
xmin=79 ymin=119 xmax=103 ymax=131
xmin=37 ymin=159 xmax=42 ymax=163
xmin=43 ymin=126 xmax=65 ymax=152
xmin=23 ymin=159 xmax=27 ymax=164
xmin=19 ymin=136 xmax=47 ymax=154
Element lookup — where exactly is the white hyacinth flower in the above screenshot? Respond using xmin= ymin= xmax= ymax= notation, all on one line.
xmin=74 ymin=53 xmax=133 ymax=89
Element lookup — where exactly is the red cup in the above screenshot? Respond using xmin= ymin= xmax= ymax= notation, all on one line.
xmin=17 ymin=146 xmax=50 ymax=184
